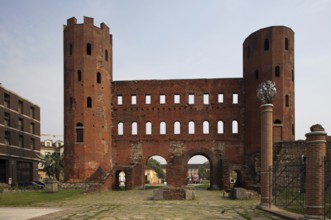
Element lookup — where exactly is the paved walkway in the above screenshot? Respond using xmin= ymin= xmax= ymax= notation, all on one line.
xmin=0 ymin=190 xmax=287 ymax=220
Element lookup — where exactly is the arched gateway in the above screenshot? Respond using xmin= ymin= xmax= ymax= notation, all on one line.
xmin=64 ymin=17 xmax=295 ymax=190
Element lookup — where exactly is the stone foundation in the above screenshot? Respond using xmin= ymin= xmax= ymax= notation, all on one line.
xmin=153 ymin=186 xmax=196 ymax=200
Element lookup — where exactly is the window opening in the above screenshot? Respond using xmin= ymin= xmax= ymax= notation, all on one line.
xmin=174 ymin=121 xmax=180 ymax=134
xmin=118 ymin=122 xmax=124 ymax=135
xmin=264 ymin=38 xmax=269 ymax=51
xmin=18 ymin=118 xmax=23 ymax=130
xmin=255 ymin=70 xmax=259 ymax=80
xmin=76 ymin=123 xmax=84 ymax=142
xmin=285 ymin=95 xmax=289 ymax=107
xmin=160 ymin=94 xmax=166 ymax=104
xmin=275 ymin=66 xmax=280 ymax=77
xmin=105 ymin=49 xmax=108 ymax=61
xmin=86 ymin=43 xmax=92 ymax=55
xmin=5 ymin=131 xmax=11 ymax=145
xmin=18 ymin=101 xmax=23 ymax=113
xmin=146 ymin=95 xmax=151 ymax=104
xmin=174 ymin=94 xmax=180 ymax=104
xmin=69 ymin=44 xmax=73 ymax=55
xmin=87 ymin=97 xmax=92 ymax=108
xmin=117 ymin=95 xmax=123 ymax=105
xmin=131 ymin=95 xmax=137 ymax=105
xmin=4 ymin=93 xmax=10 ymax=108
xmin=203 ymin=121 xmax=209 ymax=134
xmin=232 ymin=120 xmax=238 ymax=134
xmin=188 ymin=121 xmax=195 ymax=134
xmin=217 ymin=121 xmax=224 ymax=134
xmin=97 ymin=72 xmax=101 ymax=84
xmin=218 ymin=93 xmax=224 ymax=103
xmin=160 ymin=122 xmax=166 ymax=135
xmin=4 ymin=112 xmax=10 ymax=126
xmin=19 ymin=135 xmax=24 ymax=148
xmin=132 ymin=122 xmax=138 ymax=135
xmin=188 ymin=94 xmax=194 ymax=104
xmin=30 ymin=123 xmax=35 ymax=134
xmin=146 ymin=122 xmax=152 ymax=135
xmin=285 ymin=38 xmax=289 ymax=50
xmin=274 ymin=119 xmax=282 ymax=124
xmin=232 ymin=93 xmax=238 ymax=104
xmin=77 ymin=70 xmax=82 ymax=81
xmin=203 ymin=93 xmax=209 ymax=105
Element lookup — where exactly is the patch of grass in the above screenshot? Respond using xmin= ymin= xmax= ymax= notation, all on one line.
xmin=192 ymin=184 xmax=210 ymax=190
xmin=0 ymin=190 xmax=82 ymax=206
xmin=144 ymin=185 xmax=163 ymax=190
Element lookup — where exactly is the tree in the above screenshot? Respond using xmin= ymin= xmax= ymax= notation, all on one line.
xmin=39 ymin=152 xmax=64 ymax=181
xmin=198 ymin=166 xmax=210 ymax=180
xmin=147 ymin=158 xmax=165 ymax=179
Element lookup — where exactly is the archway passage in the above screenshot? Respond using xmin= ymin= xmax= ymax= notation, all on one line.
xmin=187 ymin=155 xmax=211 ymax=189
xmin=144 ymin=156 xmax=167 ymax=189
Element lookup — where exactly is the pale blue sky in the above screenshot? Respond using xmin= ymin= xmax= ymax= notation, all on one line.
xmin=1 ymin=0 xmax=331 ymax=146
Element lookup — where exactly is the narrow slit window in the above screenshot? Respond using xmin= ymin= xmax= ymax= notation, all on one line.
xmin=218 ymin=93 xmax=224 ymax=103
xmin=188 ymin=94 xmax=194 ymax=105
xmin=174 ymin=94 xmax=180 ymax=104
xmin=264 ymin=39 xmax=269 ymax=51
xmin=160 ymin=94 xmax=166 ymax=104
xmin=131 ymin=95 xmax=137 ymax=105
xmin=97 ymin=72 xmax=101 ymax=84
xmin=105 ymin=49 xmax=108 ymax=61
xmin=76 ymin=123 xmax=84 ymax=142
xmin=255 ymin=70 xmax=259 ymax=80
xmin=77 ymin=70 xmax=82 ymax=81
xmin=117 ymin=95 xmax=123 ymax=105
xmin=146 ymin=95 xmax=151 ymax=104
xmin=275 ymin=66 xmax=280 ymax=77
xmin=86 ymin=43 xmax=92 ymax=55
xmin=69 ymin=44 xmax=73 ymax=55
xmin=285 ymin=38 xmax=289 ymax=50
xmin=87 ymin=97 xmax=92 ymax=108
xmin=285 ymin=95 xmax=289 ymax=107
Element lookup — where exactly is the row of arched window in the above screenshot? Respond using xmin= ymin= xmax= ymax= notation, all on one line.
xmin=69 ymin=43 xmax=109 ymax=61
xmin=117 ymin=120 xmax=239 ymax=136
xmin=247 ymin=37 xmax=289 ymax=58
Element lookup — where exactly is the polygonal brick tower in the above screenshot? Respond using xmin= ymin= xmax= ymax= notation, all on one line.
xmin=243 ymin=26 xmax=295 ymax=164
xmin=63 ymin=17 xmax=113 ymax=184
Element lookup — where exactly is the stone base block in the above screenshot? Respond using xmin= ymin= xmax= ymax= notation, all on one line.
xmin=229 ymin=187 xmax=258 ymax=200
xmin=153 ymin=186 xmax=195 ymax=200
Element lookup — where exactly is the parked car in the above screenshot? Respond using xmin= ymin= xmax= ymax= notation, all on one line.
xmin=17 ymin=181 xmax=45 ymax=189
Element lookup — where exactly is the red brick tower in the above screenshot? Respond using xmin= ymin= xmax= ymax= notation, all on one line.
xmin=243 ymin=26 xmax=295 ymax=161
xmin=63 ymin=17 xmax=113 ymax=183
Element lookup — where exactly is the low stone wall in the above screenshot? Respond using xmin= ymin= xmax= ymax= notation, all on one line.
xmin=60 ymin=182 xmax=103 ymax=192
xmin=153 ymin=186 xmax=195 ymax=200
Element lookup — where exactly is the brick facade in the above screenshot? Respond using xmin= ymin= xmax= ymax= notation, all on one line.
xmin=64 ymin=17 xmax=295 ymax=190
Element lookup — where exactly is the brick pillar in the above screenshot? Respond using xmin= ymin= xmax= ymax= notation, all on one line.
xmin=305 ymin=124 xmax=327 ymax=219
xmin=259 ymin=104 xmax=273 ymax=208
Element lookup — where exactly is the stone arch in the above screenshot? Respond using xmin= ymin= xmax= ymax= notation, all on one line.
xmin=144 ymin=155 xmax=168 ymax=186
xmin=114 ymin=169 xmax=127 ymax=190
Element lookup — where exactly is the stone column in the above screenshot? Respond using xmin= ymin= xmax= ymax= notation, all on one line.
xmin=305 ymin=124 xmax=327 ymax=219
xmin=259 ymin=103 xmax=273 ymax=208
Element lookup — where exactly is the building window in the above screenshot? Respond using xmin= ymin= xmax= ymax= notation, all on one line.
xmin=255 ymin=70 xmax=259 ymax=80
xmin=117 ymin=95 xmax=123 ymax=105
xmin=146 ymin=95 xmax=151 ymax=104
xmin=285 ymin=95 xmax=289 ymax=107
xmin=18 ymin=101 xmax=23 ymax=114
xmin=30 ymin=106 xmax=35 ymax=118
xmin=69 ymin=44 xmax=73 ymax=55
xmin=97 ymin=72 xmax=101 ymax=84
xmin=232 ymin=93 xmax=238 ymax=104
xmin=218 ymin=93 xmax=224 ymax=103
xmin=76 ymin=123 xmax=84 ymax=143
xmin=118 ymin=122 xmax=124 ymax=135
xmin=105 ymin=49 xmax=108 ymax=61
xmin=146 ymin=122 xmax=152 ymax=135
xmin=285 ymin=38 xmax=289 ymax=50
xmin=174 ymin=94 xmax=180 ymax=104
xmin=19 ymin=135 xmax=24 ymax=148
xmin=292 ymin=70 xmax=294 ymax=82
xmin=174 ymin=121 xmax=180 ymax=134
xmin=30 ymin=138 xmax=35 ymax=149
xmin=160 ymin=122 xmax=166 ymax=135
xmin=188 ymin=94 xmax=194 ymax=105
xmin=131 ymin=95 xmax=137 ymax=105
xmin=232 ymin=120 xmax=238 ymax=134
xmin=18 ymin=118 xmax=24 ymax=131
xmin=188 ymin=121 xmax=195 ymax=134
xmin=132 ymin=122 xmax=138 ymax=135
xmin=4 ymin=131 xmax=10 ymax=145
xmin=86 ymin=43 xmax=92 ymax=55
xmin=203 ymin=93 xmax=209 ymax=105
xmin=217 ymin=121 xmax=224 ymax=134
xmin=30 ymin=123 xmax=35 ymax=134
xmin=264 ymin=38 xmax=269 ymax=51
xmin=4 ymin=93 xmax=10 ymax=108
xmin=292 ymin=123 xmax=295 ymax=136
xmin=77 ymin=70 xmax=82 ymax=81
xmin=87 ymin=97 xmax=92 ymax=108
xmin=4 ymin=112 xmax=10 ymax=126
xmin=275 ymin=66 xmax=280 ymax=77
xmin=160 ymin=94 xmax=166 ymax=104
xmin=274 ymin=119 xmax=282 ymax=124
xmin=203 ymin=121 xmax=209 ymax=134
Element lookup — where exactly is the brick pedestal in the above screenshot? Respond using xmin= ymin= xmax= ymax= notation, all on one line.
xmin=304 ymin=124 xmax=327 ymax=219
xmin=259 ymin=104 xmax=273 ymax=208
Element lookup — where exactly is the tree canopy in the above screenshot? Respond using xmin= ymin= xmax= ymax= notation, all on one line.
xmin=147 ymin=158 xmax=165 ymax=179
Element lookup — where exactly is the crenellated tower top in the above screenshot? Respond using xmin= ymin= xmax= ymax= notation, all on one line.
xmin=64 ymin=16 xmax=110 ymax=33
